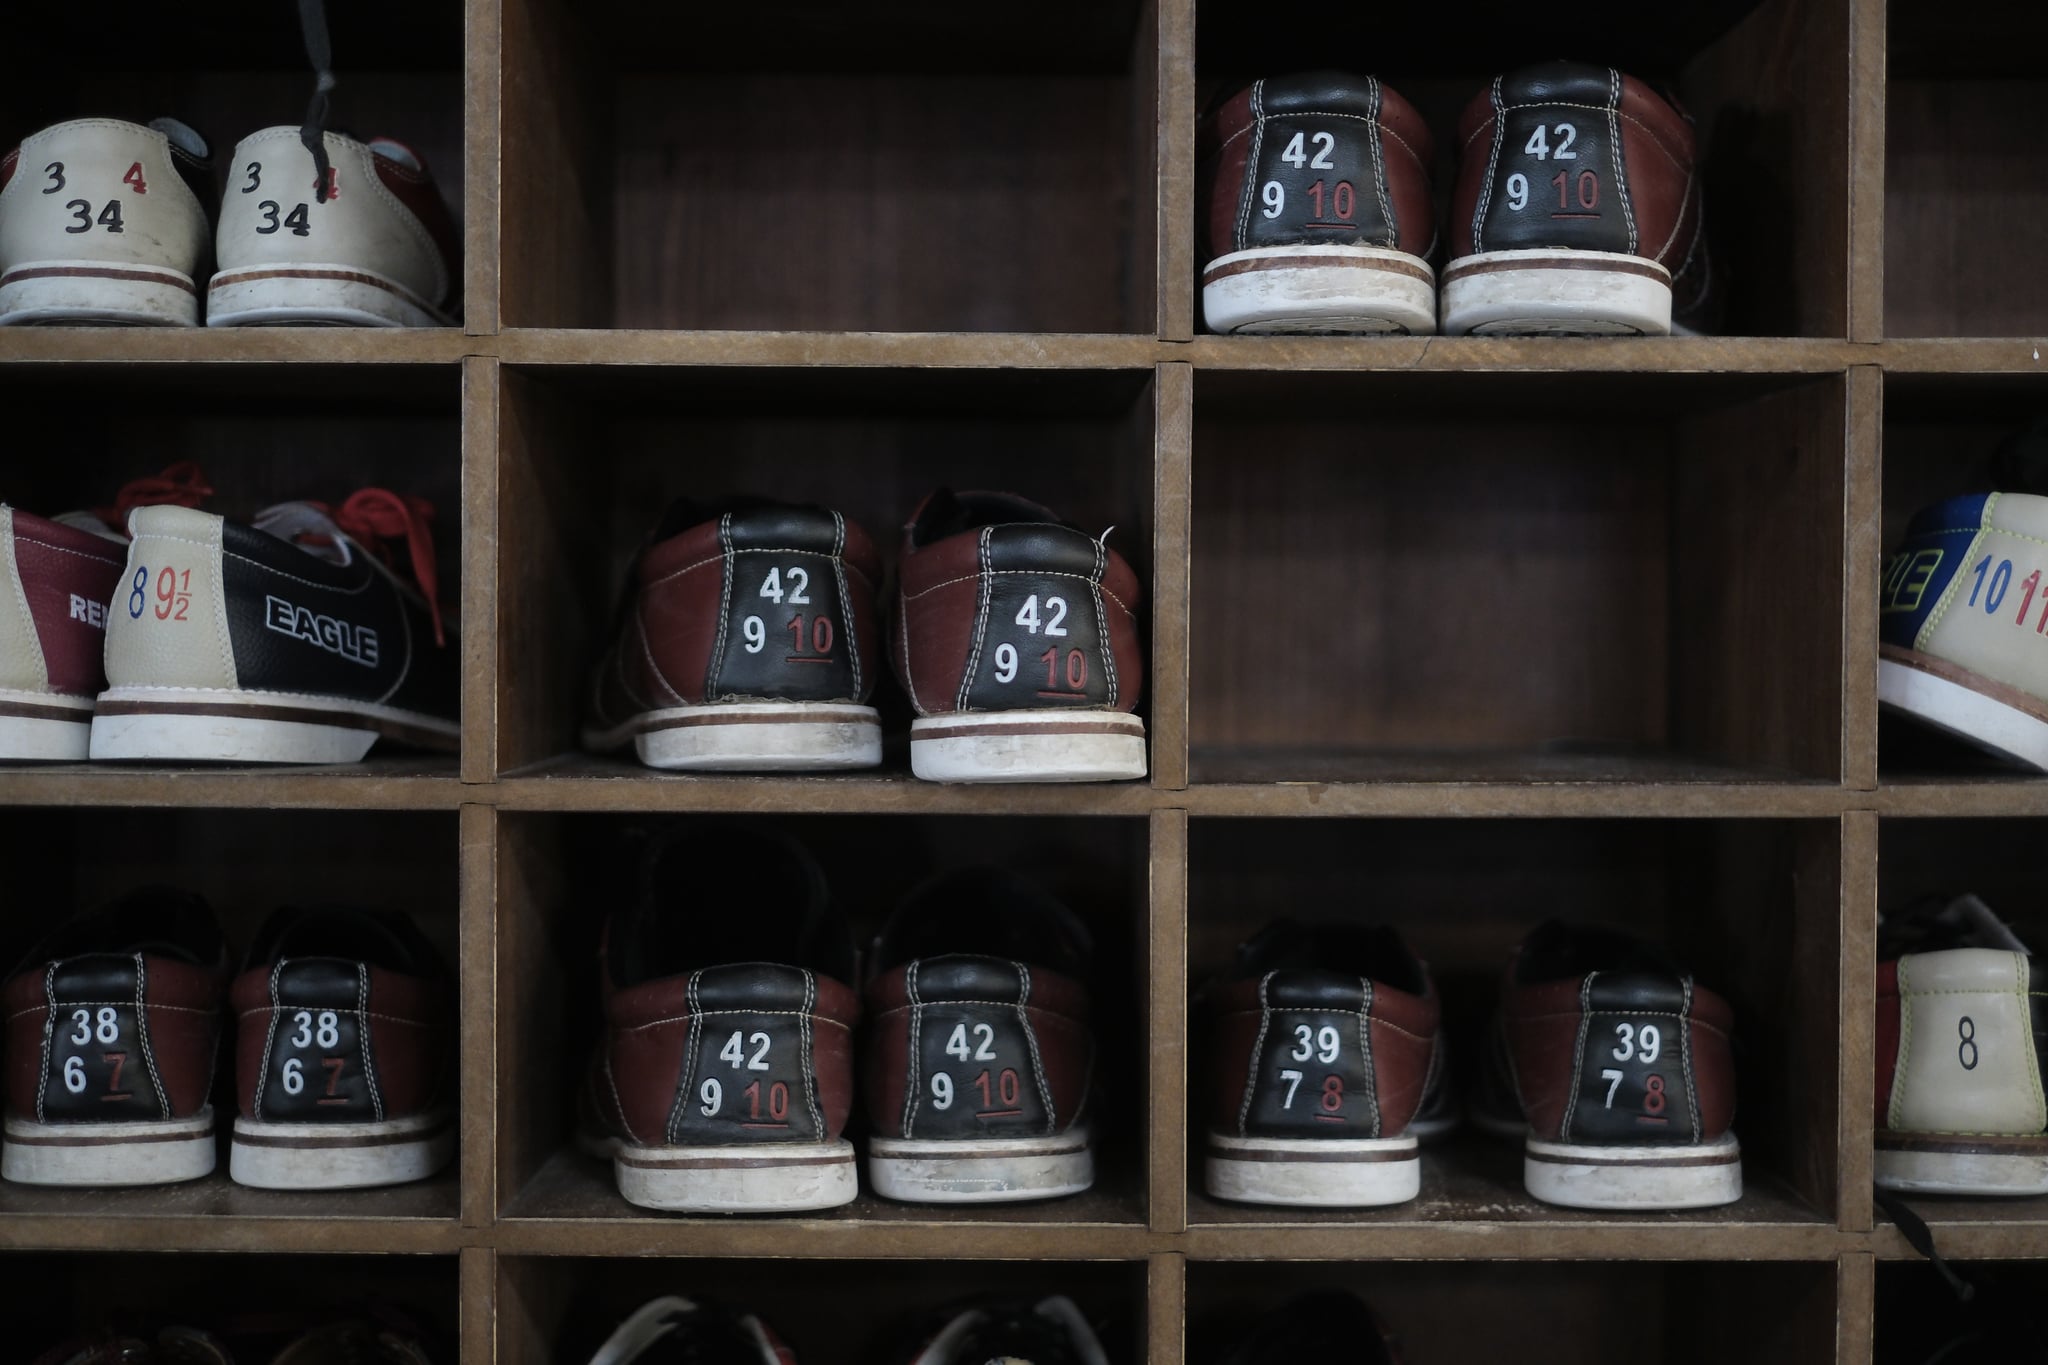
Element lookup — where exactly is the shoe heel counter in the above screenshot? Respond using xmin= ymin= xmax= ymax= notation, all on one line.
xmin=1464 ymin=64 xmax=1638 ymax=261
xmin=1916 ymin=494 xmax=2048 ymax=699
xmin=1231 ymin=972 xmax=1390 ymax=1140
xmin=0 ymin=120 xmax=207 ymax=274
xmin=38 ymin=954 xmax=167 ymax=1123
xmin=663 ymin=965 xmax=844 ymax=1146
xmin=1564 ymin=972 xmax=1719 ymax=1144
xmin=249 ymin=960 xmax=383 ymax=1123
xmin=959 ymin=526 xmax=1132 ymax=714
xmin=877 ymin=957 xmax=1082 ymax=1140
xmin=216 ymin=130 xmax=447 ymax=307
xmin=0 ymin=508 xmax=50 ymax=692
xmin=1890 ymin=949 xmax=2048 ymax=1137
xmin=102 ymin=507 xmax=238 ymax=692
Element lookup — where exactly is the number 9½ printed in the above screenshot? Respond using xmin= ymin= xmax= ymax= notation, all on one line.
xmin=127 ymin=565 xmax=193 ymax=622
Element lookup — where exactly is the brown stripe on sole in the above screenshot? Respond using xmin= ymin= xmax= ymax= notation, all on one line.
xmin=1881 ymin=643 xmax=2048 ymax=725
xmin=881 ymin=1141 xmax=1091 ymax=1161
xmin=1207 ymin=1145 xmax=1415 ymax=1164
xmin=95 ymin=698 xmax=458 ymax=750
xmin=1526 ymin=1149 xmax=1740 ymax=1169
xmin=2 ymin=265 xmax=198 ymax=295
xmin=917 ymin=719 xmax=1144 ymax=742
xmin=233 ymin=1118 xmax=455 ymax=1151
xmin=1204 ymin=253 xmax=1434 ymax=286
xmin=5 ymin=1126 xmax=210 ymax=1147
xmin=0 ymin=697 xmax=92 ymax=723
xmin=616 ymin=1149 xmax=855 ymax=1171
xmin=1877 ymin=1130 xmax=2048 ymax=1157
xmin=1443 ymin=255 xmax=1670 ymax=284
xmin=209 ymin=267 xmax=449 ymax=321
xmin=633 ymin=708 xmax=877 ymax=736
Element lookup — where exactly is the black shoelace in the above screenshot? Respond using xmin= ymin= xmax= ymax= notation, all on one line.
xmin=297 ymin=0 xmax=336 ymax=202
xmin=1873 ymin=1184 xmax=1974 ymax=1303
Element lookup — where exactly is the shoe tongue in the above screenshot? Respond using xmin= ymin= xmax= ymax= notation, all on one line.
xmin=255 ymin=501 xmax=354 ymax=566
xmin=368 ymin=137 xmax=421 ymax=171
xmin=149 ymin=116 xmax=208 ymax=160
xmin=50 ymin=509 xmax=128 ymax=544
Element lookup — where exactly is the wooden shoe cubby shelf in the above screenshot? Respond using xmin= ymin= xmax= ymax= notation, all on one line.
xmin=0 ymin=0 xmax=2043 ymax=1359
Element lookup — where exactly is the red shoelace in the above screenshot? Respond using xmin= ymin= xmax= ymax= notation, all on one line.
xmin=94 ymin=460 xmax=214 ymax=529
xmin=320 ymin=489 xmax=446 ymax=647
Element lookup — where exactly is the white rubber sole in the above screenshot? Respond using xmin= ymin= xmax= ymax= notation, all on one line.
xmin=0 ymin=689 xmax=94 ymax=760
xmin=868 ymin=1128 xmax=1094 ymax=1203
xmin=90 ymin=686 xmax=458 ymax=763
xmin=909 ymin=710 xmax=1146 ymax=783
xmin=207 ymin=264 xmax=449 ymax=328
xmin=0 ymin=259 xmax=199 ymax=326
xmin=1205 ymin=1131 xmax=1420 ymax=1207
xmin=230 ymin=1110 xmax=455 ymax=1190
xmin=1875 ymin=1132 xmax=2048 ymax=1196
xmin=2 ymin=1109 xmax=215 ymax=1186
xmin=1878 ymin=649 xmax=2048 ymax=772
xmin=1202 ymin=245 xmax=1436 ymax=335
xmin=584 ymin=702 xmax=881 ymax=772
xmin=610 ymin=1138 xmax=858 ymax=1213
xmin=1524 ymin=1131 xmax=1742 ymax=1210
xmin=1440 ymin=249 xmax=1672 ymax=335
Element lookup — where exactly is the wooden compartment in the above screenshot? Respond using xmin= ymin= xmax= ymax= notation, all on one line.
xmin=1877 ymin=373 xmax=2048 ymax=779
xmin=499 ymin=1255 xmax=1148 ymax=1365
xmin=1884 ymin=2 xmax=2048 ymax=338
xmin=1190 ymin=0 xmax=1852 ymax=338
xmin=1186 ymin=1259 xmax=1841 ymax=1365
xmin=1189 ymin=370 xmax=1849 ymax=787
xmin=1 ymin=2 xmax=469 ymax=325
xmin=498 ymin=0 xmax=1158 ymax=332
xmin=1874 ymin=1260 xmax=2045 ymax=1363
xmin=1183 ymin=817 xmax=1845 ymax=1244
xmin=1873 ymin=815 xmax=2048 ymax=1259
xmin=2 ymin=1250 xmax=459 ymax=1358
xmin=491 ymin=365 xmax=1160 ymax=784
xmin=0 ymin=807 xmax=462 ymax=1237
xmin=491 ymin=811 xmax=1150 ymax=1246
xmin=0 ymin=363 xmax=466 ymax=783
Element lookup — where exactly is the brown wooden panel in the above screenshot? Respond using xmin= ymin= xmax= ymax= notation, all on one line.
xmin=465 ymin=0 xmax=504 ymax=337
xmin=1150 ymin=363 xmax=1194 ymax=790
xmin=1671 ymin=376 xmax=1848 ymax=781
xmin=1191 ymin=384 xmax=1673 ymax=762
xmin=1680 ymin=0 xmax=1853 ymax=338
xmin=1848 ymin=0 xmax=1887 ymax=342
xmin=1839 ymin=811 xmax=1878 ymax=1234
xmin=1149 ymin=810 xmax=1190 ymax=1234
xmin=1147 ymin=1252 xmax=1184 ymax=1365
xmin=1845 ymin=366 xmax=1883 ymax=790
xmin=1152 ymin=0 xmax=1195 ymax=341
xmin=499 ymin=0 xmax=609 ymax=328
xmin=606 ymin=74 xmax=1139 ymax=333
xmin=460 ymin=802 xmax=498 ymax=1229
xmin=462 ymin=356 xmax=501 ymax=783
xmin=1886 ymin=80 xmax=2048 ymax=339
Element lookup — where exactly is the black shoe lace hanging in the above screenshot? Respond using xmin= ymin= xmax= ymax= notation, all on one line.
xmin=297 ymin=0 xmax=336 ymax=202
xmin=1873 ymin=1183 xmax=1975 ymax=1303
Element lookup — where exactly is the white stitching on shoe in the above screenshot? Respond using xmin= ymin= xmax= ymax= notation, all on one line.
xmin=1236 ymin=972 xmax=1275 ymax=1137
xmin=357 ymin=962 xmax=385 ymax=1123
